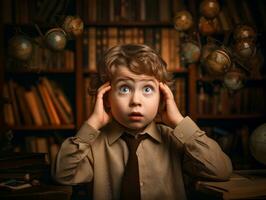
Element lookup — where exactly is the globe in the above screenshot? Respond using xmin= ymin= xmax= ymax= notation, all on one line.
xmin=181 ymin=41 xmax=201 ymax=64
xmin=44 ymin=28 xmax=67 ymax=51
xmin=233 ymin=25 xmax=256 ymax=41
xmin=223 ymin=69 xmax=245 ymax=90
xmin=8 ymin=35 xmax=33 ymax=61
xmin=62 ymin=15 xmax=84 ymax=37
xmin=204 ymin=49 xmax=231 ymax=75
xmin=199 ymin=0 xmax=220 ymax=19
xmin=250 ymin=123 xmax=266 ymax=165
xmin=198 ymin=16 xmax=219 ymax=36
xmin=234 ymin=38 xmax=256 ymax=59
xmin=174 ymin=10 xmax=193 ymax=31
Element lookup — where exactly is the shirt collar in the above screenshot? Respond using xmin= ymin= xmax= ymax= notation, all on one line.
xmin=105 ymin=119 xmax=162 ymax=145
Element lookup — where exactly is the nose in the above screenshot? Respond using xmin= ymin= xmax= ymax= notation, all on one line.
xmin=129 ymin=91 xmax=141 ymax=107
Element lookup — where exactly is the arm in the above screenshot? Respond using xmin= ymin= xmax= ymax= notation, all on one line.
xmin=52 ymin=82 xmax=111 ymax=185
xmin=159 ymin=83 xmax=232 ymax=181
xmin=173 ymin=117 xmax=232 ymax=181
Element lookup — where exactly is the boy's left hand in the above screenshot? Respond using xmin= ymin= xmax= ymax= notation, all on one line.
xmin=159 ymin=82 xmax=184 ymax=128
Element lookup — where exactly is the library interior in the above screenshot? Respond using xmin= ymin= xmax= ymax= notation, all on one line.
xmin=0 ymin=0 xmax=266 ymax=199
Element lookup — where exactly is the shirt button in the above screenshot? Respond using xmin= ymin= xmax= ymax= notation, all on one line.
xmin=140 ymin=182 xmax=144 ymax=187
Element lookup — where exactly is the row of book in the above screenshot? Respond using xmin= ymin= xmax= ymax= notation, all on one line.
xmin=197 ymin=82 xmax=266 ymax=115
xmin=7 ymin=39 xmax=75 ymax=72
xmin=3 ymin=77 xmax=74 ymax=126
xmin=81 ymin=0 xmax=266 ymax=32
xmin=81 ymin=0 xmax=182 ymax=22
xmin=3 ymin=0 xmax=266 ymax=33
xmin=1 ymin=0 xmax=74 ymax=24
xmin=84 ymin=75 xmax=187 ymax=119
xmin=83 ymin=27 xmax=182 ymax=73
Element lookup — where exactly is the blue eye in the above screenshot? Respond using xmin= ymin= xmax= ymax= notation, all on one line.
xmin=119 ymin=86 xmax=130 ymax=94
xmin=143 ymin=86 xmax=153 ymax=94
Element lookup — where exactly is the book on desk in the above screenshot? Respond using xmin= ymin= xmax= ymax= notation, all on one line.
xmin=196 ymin=170 xmax=266 ymax=200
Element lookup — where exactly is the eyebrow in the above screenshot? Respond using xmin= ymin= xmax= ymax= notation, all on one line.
xmin=114 ymin=77 xmax=157 ymax=85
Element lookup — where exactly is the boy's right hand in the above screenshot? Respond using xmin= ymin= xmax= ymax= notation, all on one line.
xmin=86 ymin=82 xmax=112 ymax=130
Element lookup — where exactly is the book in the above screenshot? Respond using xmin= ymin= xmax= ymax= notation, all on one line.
xmin=16 ymin=85 xmax=33 ymax=125
xmin=3 ymin=83 xmax=15 ymax=126
xmin=24 ymin=89 xmax=43 ymax=126
xmin=196 ymin=171 xmax=266 ymax=199
xmin=41 ymin=78 xmax=72 ymax=124
xmin=39 ymin=80 xmax=61 ymax=125
xmin=32 ymin=85 xmax=49 ymax=125
xmin=0 ymin=179 xmax=32 ymax=190
xmin=88 ymin=27 xmax=97 ymax=72
xmin=8 ymin=80 xmax=21 ymax=125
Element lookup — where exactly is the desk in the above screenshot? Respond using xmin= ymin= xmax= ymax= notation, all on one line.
xmin=196 ymin=170 xmax=266 ymax=200
xmin=0 ymin=184 xmax=72 ymax=200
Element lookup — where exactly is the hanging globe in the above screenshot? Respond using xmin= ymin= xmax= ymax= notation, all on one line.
xmin=8 ymin=35 xmax=33 ymax=61
xmin=250 ymin=123 xmax=266 ymax=165
xmin=233 ymin=25 xmax=256 ymax=41
xmin=198 ymin=16 xmax=219 ymax=36
xmin=199 ymin=0 xmax=220 ymax=19
xmin=181 ymin=40 xmax=201 ymax=64
xmin=204 ymin=49 xmax=231 ymax=75
xmin=62 ymin=15 xmax=84 ymax=37
xmin=174 ymin=10 xmax=193 ymax=31
xmin=234 ymin=38 xmax=256 ymax=59
xmin=223 ymin=67 xmax=245 ymax=90
xmin=44 ymin=28 xmax=67 ymax=51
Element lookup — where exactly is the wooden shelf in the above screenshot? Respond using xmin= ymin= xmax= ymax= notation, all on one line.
xmin=10 ymin=124 xmax=75 ymax=131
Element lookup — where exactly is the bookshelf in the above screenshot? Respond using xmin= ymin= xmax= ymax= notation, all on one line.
xmin=0 ymin=0 xmax=266 ymax=170
xmin=188 ymin=0 xmax=266 ymax=169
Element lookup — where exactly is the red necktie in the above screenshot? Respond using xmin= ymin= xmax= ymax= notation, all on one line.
xmin=120 ymin=133 xmax=148 ymax=200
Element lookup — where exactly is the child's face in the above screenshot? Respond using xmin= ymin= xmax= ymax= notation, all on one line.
xmin=108 ymin=66 xmax=160 ymax=132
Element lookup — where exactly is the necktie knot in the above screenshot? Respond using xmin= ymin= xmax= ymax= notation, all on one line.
xmin=121 ymin=133 xmax=148 ymax=153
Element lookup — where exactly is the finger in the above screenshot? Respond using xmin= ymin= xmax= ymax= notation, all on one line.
xmin=97 ymin=82 xmax=110 ymax=93
xmin=97 ymin=82 xmax=111 ymax=99
xmin=159 ymin=82 xmax=174 ymax=99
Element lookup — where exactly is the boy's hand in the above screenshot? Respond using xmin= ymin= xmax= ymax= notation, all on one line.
xmin=87 ymin=82 xmax=112 ymax=130
xmin=159 ymin=82 xmax=184 ymax=129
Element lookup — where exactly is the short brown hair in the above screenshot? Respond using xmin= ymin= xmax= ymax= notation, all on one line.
xmin=89 ymin=44 xmax=173 ymax=93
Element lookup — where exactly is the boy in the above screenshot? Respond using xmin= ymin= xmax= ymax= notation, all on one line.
xmin=53 ymin=44 xmax=232 ymax=199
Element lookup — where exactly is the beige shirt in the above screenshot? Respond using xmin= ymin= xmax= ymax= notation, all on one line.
xmin=53 ymin=116 xmax=232 ymax=200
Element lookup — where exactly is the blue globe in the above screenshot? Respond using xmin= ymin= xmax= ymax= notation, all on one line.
xmin=8 ymin=35 xmax=33 ymax=61
xmin=45 ymin=28 xmax=67 ymax=51
xmin=250 ymin=124 xmax=266 ymax=165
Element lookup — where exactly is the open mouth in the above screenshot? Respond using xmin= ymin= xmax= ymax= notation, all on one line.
xmin=128 ymin=112 xmax=144 ymax=120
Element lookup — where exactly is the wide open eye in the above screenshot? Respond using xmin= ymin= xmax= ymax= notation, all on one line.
xmin=119 ymin=85 xmax=130 ymax=94
xmin=143 ymin=86 xmax=153 ymax=94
